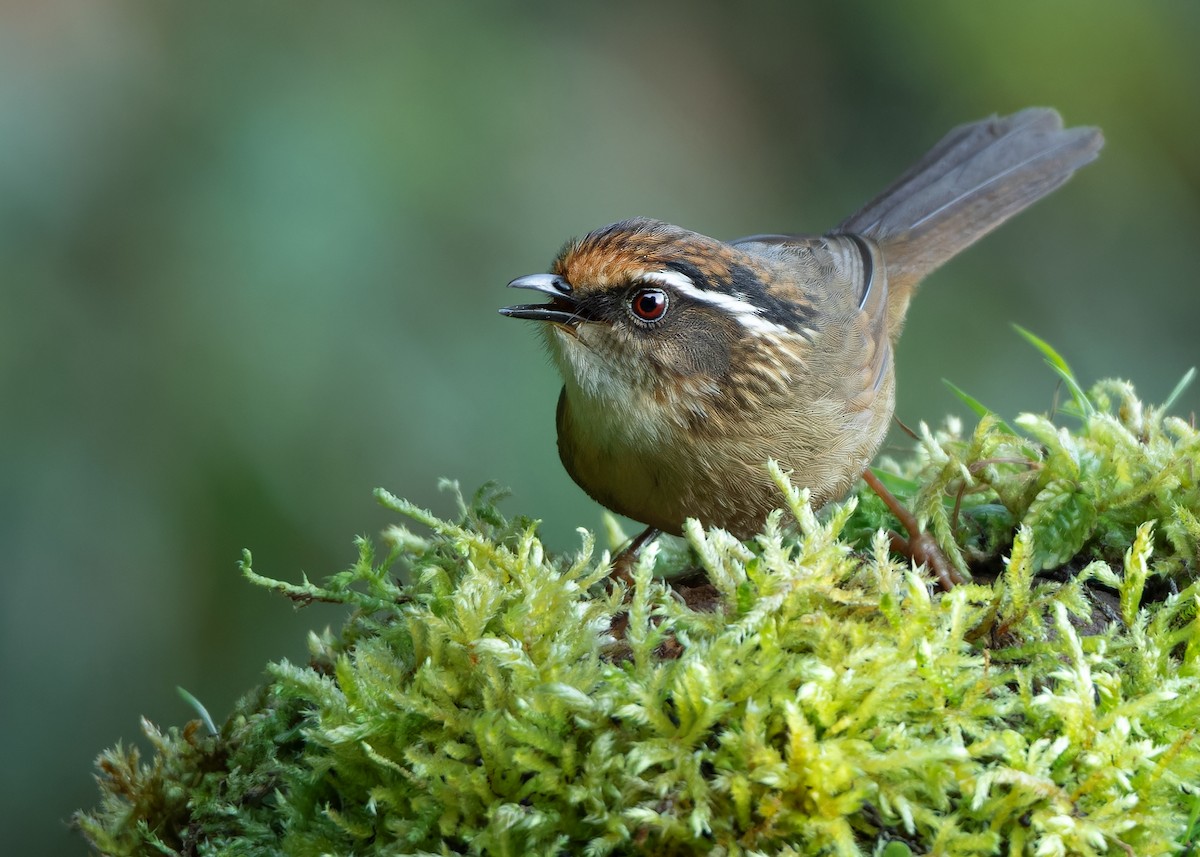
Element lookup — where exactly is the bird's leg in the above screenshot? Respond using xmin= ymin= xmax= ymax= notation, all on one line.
xmin=861 ymin=469 xmax=964 ymax=591
xmin=609 ymin=526 xmax=661 ymax=586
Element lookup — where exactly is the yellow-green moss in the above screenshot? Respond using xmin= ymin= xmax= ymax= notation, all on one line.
xmin=77 ymin=369 xmax=1200 ymax=856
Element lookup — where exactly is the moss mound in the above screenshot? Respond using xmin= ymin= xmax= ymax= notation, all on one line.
xmin=77 ymin=372 xmax=1200 ymax=855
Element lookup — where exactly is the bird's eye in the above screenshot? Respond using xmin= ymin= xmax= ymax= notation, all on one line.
xmin=629 ymin=287 xmax=669 ymax=322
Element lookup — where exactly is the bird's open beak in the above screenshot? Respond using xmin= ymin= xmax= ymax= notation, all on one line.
xmin=499 ymin=274 xmax=581 ymax=324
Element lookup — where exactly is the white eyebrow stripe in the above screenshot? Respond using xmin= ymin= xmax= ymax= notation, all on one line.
xmin=637 ymin=269 xmax=696 ymax=292
xmin=636 ymin=270 xmax=791 ymax=336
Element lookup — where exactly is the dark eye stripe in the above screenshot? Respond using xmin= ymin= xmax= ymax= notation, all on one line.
xmin=662 ymin=258 xmax=813 ymax=332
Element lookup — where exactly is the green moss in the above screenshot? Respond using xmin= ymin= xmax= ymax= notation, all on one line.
xmin=77 ymin=370 xmax=1200 ymax=856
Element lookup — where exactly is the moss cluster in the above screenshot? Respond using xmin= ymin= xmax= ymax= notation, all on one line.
xmin=77 ymin=367 xmax=1200 ymax=856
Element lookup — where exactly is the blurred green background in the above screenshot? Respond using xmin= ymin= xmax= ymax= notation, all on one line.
xmin=2 ymin=1 xmax=1197 ymax=852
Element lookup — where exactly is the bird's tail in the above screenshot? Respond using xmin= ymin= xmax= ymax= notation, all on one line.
xmin=838 ymin=108 xmax=1103 ymax=336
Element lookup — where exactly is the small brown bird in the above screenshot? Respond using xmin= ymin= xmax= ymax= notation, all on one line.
xmin=502 ymin=109 xmax=1102 ymax=575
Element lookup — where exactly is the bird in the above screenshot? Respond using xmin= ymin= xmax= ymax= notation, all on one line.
xmin=501 ymin=108 xmax=1102 ymax=585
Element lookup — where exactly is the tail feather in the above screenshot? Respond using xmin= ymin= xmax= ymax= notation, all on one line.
xmin=838 ymin=109 xmax=1103 ymax=305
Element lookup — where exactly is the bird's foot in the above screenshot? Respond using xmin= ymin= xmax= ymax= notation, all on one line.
xmin=861 ymin=469 xmax=964 ymax=591
xmin=608 ymin=526 xmax=661 ymax=587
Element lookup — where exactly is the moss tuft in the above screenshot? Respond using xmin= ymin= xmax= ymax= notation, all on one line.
xmin=77 ymin=372 xmax=1200 ymax=855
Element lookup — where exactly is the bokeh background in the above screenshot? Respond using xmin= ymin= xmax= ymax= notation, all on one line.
xmin=3 ymin=1 xmax=1198 ymax=852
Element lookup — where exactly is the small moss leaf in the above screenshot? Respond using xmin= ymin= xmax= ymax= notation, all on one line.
xmin=1162 ymin=366 xmax=1197 ymax=414
xmin=174 ymin=687 xmax=217 ymax=736
xmin=943 ymin=378 xmax=1017 ymax=434
xmin=1021 ymin=479 xmax=1098 ymax=571
xmin=1013 ymin=324 xmax=1094 ymax=418
xmin=1120 ymin=521 xmax=1155 ymax=627
xmin=998 ymin=525 xmax=1036 ymax=628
